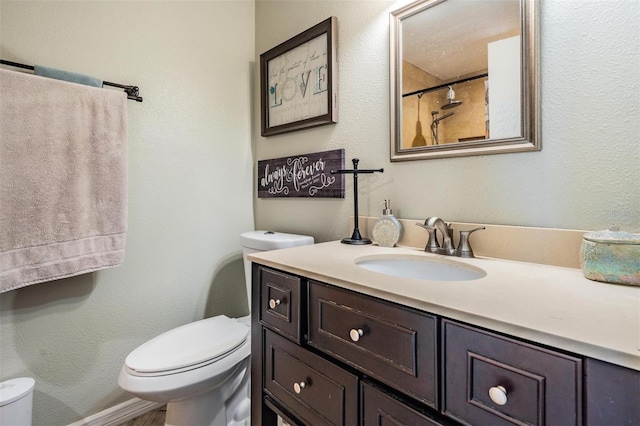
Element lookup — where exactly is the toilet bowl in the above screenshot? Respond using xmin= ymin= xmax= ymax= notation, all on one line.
xmin=118 ymin=231 xmax=313 ymax=426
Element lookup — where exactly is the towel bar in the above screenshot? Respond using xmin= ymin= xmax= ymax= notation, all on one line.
xmin=1 ymin=59 xmax=143 ymax=102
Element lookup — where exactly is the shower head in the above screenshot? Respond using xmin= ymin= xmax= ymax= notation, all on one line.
xmin=441 ymin=86 xmax=462 ymax=110
xmin=442 ymin=100 xmax=462 ymax=110
xmin=433 ymin=112 xmax=454 ymax=124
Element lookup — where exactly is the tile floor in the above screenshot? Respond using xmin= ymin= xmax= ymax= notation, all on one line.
xmin=119 ymin=406 xmax=166 ymax=426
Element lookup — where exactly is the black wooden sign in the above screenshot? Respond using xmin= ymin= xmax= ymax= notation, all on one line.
xmin=258 ymin=149 xmax=345 ymax=198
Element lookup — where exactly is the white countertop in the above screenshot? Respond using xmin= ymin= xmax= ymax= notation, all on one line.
xmin=249 ymin=241 xmax=640 ymax=371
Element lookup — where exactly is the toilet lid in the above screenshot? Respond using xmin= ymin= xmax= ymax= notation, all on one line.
xmin=125 ymin=315 xmax=249 ymax=374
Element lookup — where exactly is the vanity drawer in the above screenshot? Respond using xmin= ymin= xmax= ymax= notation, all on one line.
xmin=362 ymin=381 xmax=450 ymax=426
xmin=259 ymin=266 xmax=303 ymax=343
xmin=264 ymin=329 xmax=358 ymax=426
xmin=442 ymin=319 xmax=582 ymax=426
xmin=308 ymin=281 xmax=438 ymax=407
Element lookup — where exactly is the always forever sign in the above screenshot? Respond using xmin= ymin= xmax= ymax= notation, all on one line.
xmin=258 ymin=149 xmax=344 ymax=198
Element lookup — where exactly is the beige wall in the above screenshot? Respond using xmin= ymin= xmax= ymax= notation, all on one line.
xmin=0 ymin=1 xmax=254 ymax=424
xmin=254 ymin=0 xmax=639 ymax=240
xmin=440 ymin=79 xmax=487 ymax=144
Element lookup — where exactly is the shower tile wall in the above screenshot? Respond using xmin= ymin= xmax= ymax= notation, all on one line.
xmin=401 ymin=61 xmax=486 ymax=145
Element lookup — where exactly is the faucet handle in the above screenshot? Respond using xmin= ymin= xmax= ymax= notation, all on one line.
xmin=455 ymin=226 xmax=486 ymax=258
xmin=416 ymin=222 xmax=441 ymax=253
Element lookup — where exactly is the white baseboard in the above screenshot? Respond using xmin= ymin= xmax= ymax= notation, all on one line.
xmin=68 ymin=398 xmax=164 ymax=426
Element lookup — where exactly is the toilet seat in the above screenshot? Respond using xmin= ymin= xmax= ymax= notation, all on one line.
xmin=125 ymin=315 xmax=249 ymax=377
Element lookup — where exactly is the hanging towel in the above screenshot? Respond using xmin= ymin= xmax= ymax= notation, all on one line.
xmin=0 ymin=69 xmax=128 ymax=292
xmin=34 ymin=64 xmax=103 ymax=88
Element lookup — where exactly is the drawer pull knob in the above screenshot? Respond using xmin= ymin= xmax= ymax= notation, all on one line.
xmin=349 ymin=328 xmax=364 ymax=342
xmin=268 ymin=298 xmax=281 ymax=309
xmin=489 ymin=385 xmax=508 ymax=405
xmin=293 ymin=381 xmax=306 ymax=394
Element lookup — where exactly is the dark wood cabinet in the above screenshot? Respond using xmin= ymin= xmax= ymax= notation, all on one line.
xmin=308 ymin=281 xmax=438 ymax=407
xmin=584 ymin=357 xmax=640 ymax=425
xmin=441 ymin=319 xmax=582 ymax=425
xmin=361 ymin=381 xmax=451 ymax=426
xmin=264 ymin=329 xmax=358 ymax=425
xmin=259 ymin=266 xmax=305 ymax=344
xmin=251 ymin=264 xmax=640 ymax=426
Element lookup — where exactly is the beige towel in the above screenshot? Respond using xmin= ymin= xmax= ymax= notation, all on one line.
xmin=0 ymin=69 xmax=128 ymax=292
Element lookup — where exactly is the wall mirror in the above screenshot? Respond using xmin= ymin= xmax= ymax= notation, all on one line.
xmin=390 ymin=0 xmax=539 ymax=161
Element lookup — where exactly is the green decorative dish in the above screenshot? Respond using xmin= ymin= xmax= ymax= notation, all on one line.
xmin=580 ymin=228 xmax=640 ymax=286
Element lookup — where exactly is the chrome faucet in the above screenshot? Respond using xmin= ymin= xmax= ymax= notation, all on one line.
xmin=423 ymin=217 xmax=456 ymax=255
xmin=416 ymin=217 xmax=485 ymax=258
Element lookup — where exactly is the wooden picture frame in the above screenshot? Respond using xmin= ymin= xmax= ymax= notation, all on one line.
xmin=260 ymin=17 xmax=338 ymax=137
xmin=257 ymin=149 xmax=345 ymax=198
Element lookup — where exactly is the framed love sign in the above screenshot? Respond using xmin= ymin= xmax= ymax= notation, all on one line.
xmin=260 ymin=17 xmax=338 ymax=137
xmin=258 ymin=149 xmax=344 ymax=198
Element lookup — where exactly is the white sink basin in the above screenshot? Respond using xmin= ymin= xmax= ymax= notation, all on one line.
xmin=355 ymin=255 xmax=486 ymax=281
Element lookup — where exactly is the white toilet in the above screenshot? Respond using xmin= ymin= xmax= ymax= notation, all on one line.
xmin=0 ymin=377 xmax=35 ymax=426
xmin=118 ymin=231 xmax=313 ymax=426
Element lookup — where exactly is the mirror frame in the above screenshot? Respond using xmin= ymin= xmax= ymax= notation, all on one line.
xmin=390 ymin=0 xmax=540 ymax=161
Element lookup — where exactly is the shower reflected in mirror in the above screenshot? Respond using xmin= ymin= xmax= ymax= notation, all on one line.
xmin=441 ymin=86 xmax=463 ymax=110
xmin=390 ymin=0 xmax=540 ymax=160
xmin=412 ymin=94 xmax=428 ymax=147
xmin=430 ymin=111 xmax=454 ymax=145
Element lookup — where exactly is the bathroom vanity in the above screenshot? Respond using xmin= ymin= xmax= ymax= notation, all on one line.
xmin=249 ymin=242 xmax=639 ymax=425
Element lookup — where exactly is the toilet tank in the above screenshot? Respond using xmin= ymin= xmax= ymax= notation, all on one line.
xmin=0 ymin=377 xmax=35 ymax=426
xmin=240 ymin=231 xmax=314 ymax=311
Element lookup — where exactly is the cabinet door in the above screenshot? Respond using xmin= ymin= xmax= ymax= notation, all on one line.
xmin=585 ymin=357 xmax=640 ymax=425
xmin=308 ymin=281 xmax=438 ymax=407
xmin=259 ymin=266 xmax=304 ymax=343
xmin=442 ymin=320 xmax=582 ymax=426
xmin=264 ymin=329 xmax=358 ymax=426
xmin=362 ymin=381 xmax=451 ymax=426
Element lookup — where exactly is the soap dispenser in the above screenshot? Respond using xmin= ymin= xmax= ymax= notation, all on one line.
xmin=372 ymin=200 xmax=403 ymax=247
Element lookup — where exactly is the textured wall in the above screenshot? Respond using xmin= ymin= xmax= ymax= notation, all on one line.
xmin=254 ymin=0 xmax=640 ymax=240
xmin=0 ymin=1 xmax=254 ymax=424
